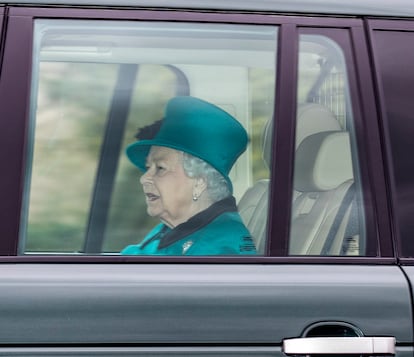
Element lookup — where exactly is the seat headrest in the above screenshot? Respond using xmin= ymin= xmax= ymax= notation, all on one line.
xmin=294 ymin=131 xmax=353 ymax=192
xmin=295 ymin=103 xmax=342 ymax=147
xmin=262 ymin=103 xmax=341 ymax=168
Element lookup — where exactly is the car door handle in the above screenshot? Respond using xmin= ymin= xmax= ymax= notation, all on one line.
xmin=283 ymin=336 xmax=396 ymax=355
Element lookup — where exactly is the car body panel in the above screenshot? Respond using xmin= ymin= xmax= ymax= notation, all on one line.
xmin=0 ymin=264 xmax=410 ymax=346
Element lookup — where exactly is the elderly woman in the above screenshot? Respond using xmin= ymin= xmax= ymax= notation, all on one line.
xmin=121 ymin=96 xmax=256 ymax=255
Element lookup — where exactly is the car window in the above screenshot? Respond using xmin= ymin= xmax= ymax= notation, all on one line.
xmin=0 ymin=8 xmax=3 ymax=67
xmin=369 ymin=22 xmax=414 ymax=258
xmin=20 ymin=19 xmax=277 ymax=255
xmin=289 ymin=33 xmax=366 ymax=256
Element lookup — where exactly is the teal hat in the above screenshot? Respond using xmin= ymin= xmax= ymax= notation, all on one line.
xmin=126 ymin=96 xmax=248 ymax=192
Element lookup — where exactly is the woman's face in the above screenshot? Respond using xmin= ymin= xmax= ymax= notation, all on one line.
xmin=140 ymin=146 xmax=202 ymax=228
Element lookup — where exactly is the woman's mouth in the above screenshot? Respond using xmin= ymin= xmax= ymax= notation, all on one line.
xmin=145 ymin=193 xmax=159 ymax=202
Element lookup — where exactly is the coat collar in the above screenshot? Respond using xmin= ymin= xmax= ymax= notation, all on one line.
xmin=155 ymin=196 xmax=238 ymax=249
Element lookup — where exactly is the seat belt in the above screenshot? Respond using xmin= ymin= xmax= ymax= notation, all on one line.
xmin=321 ymin=182 xmax=356 ymax=255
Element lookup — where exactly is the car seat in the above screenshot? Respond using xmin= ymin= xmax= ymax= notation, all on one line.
xmin=238 ymin=103 xmax=343 ymax=254
xmin=289 ymin=130 xmax=355 ymax=255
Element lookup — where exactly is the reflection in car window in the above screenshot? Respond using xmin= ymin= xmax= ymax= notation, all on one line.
xmin=372 ymin=29 xmax=414 ymax=258
xmin=289 ymin=34 xmax=366 ymax=256
xmin=20 ymin=20 xmax=277 ymax=255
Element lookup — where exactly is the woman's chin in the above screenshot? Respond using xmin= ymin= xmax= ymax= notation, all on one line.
xmin=146 ymin=205 xmax=161 ymax=218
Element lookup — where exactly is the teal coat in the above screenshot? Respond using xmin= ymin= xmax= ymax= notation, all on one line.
xmin=121 ymin=197 xmax=256 ymax=256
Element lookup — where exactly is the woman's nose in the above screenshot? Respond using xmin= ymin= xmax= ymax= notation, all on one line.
xmin=140 ymin=168 xmax=152 ymax=185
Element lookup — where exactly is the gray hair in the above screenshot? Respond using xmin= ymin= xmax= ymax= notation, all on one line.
xmin=182 ymin=152 xmax=230 ymax=203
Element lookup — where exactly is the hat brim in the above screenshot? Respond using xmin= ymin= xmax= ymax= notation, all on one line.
xmin=126 ymin=140 xmax=234 ymax=193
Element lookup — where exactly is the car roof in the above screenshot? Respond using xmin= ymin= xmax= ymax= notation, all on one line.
xmin=0 ymin=0 xmax=414 ymax=18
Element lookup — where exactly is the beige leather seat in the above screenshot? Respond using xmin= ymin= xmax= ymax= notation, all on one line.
xmin=238 ymin=103 xmax=342 ymax=254
xmin=290 ymin=131 xmax=355 ymax=255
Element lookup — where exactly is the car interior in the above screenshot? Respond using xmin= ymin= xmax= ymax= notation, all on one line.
xmin=21 ymin=20 xmax=365 ymax=256
xmin=239 ymin=102 xmax=362 ymax=256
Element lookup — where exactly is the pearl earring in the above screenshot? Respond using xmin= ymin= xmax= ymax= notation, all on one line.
xmin=193 ymin=194 xmax=198 ymax=201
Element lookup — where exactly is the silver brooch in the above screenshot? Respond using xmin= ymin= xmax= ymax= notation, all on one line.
xmin=182 ymin=240 xmax=194 ymax=254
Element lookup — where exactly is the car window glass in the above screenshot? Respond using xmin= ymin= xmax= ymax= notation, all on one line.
xmin=0 ymin=10 xmax=3 ymax=72
xmin=0 ymin=10 xmax=3 ymax=52
xmin=289 ymin=34 xmax=366 ymax=256
xmin=371 ymin=27 xmax=414 ymax=258
xmin=20 ymin=20 xmax=277 ymax=256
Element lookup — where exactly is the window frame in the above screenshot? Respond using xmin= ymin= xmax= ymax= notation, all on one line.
xmin=367 ymin=19 xmax=414 ymax=263
xmin=0 ymin=6 xmax=394 ymax=262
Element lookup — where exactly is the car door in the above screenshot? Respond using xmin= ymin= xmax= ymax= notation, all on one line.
xmin=0 ymin=5 xmax=411 ymax=357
